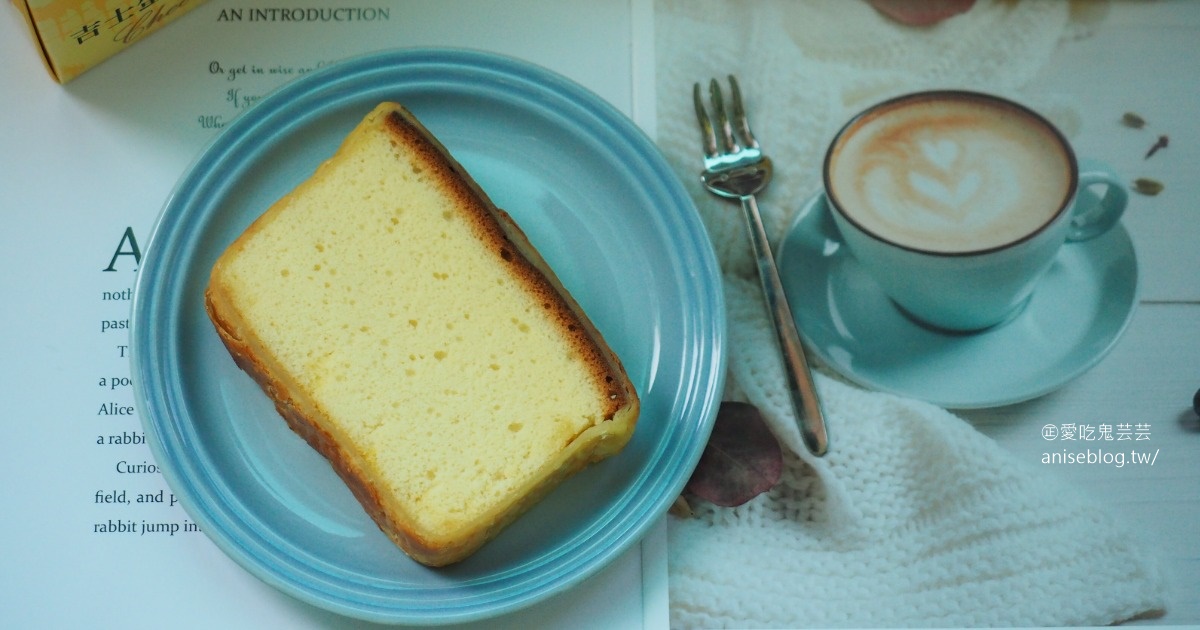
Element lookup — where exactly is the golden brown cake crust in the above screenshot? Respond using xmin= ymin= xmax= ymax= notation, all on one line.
xmin=377 ymin=107 xmax=631 ymax=418
xmin=204 ymin=102 xmax=639 ymax=567
xmin=204 ymin=297 xmax=447 ymax=561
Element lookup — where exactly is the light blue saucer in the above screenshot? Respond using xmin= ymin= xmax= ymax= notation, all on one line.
xmin=776 ymin=193 xmax=1139 ymax=409
xmin=130 ymin=49 xmax=725 ymax=625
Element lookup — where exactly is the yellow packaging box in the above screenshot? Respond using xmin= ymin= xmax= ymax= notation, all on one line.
xmin=12 ymin=0 xmax=206 ymax=83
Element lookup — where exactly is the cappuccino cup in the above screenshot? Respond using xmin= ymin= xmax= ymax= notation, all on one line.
xmin=822 ymin=91 xmax=1128 ymax=332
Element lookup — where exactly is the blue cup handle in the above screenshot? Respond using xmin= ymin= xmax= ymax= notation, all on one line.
xmin=1068 ymin=158 xmax=1128 ymax=242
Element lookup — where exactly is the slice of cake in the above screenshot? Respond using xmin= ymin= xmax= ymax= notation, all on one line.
xmin=204 ymin=102 xmax=640 ymax=566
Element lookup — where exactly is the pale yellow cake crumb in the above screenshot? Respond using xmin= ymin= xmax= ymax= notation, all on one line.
xmin=205 ymin=102 xmax=639 ymax=566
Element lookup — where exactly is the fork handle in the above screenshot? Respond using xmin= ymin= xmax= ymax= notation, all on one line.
xmin=740 ymin=193 xmax=829 ymax=456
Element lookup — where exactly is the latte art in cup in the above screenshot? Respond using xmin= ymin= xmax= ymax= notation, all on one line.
xmin=826 ymin=94 xmax=1074 ymax=253
xmin=820 ymin=91 xmax=1126 ymax=332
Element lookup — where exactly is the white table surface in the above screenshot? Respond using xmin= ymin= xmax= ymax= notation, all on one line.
xmin=1 ymin=1 xmax=1196 ymax=628
xmin=958 ymin=2 xmax=1199 ymax=625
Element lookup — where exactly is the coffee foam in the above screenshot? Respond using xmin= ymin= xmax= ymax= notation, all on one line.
xmin=828 ymin=96 xmax=1072 ymax=253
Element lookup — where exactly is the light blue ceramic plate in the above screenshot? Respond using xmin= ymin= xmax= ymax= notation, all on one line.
xmin=130 ymin=49 xmax=725 ymax=625
xmin=777 ymin=193 xmax=1137 ymax=409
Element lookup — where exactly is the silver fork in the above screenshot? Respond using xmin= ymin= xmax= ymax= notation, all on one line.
xmin=694 ymin=76 xmax=829 ymax=457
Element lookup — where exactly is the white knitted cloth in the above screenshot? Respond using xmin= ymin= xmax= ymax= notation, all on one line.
xmin=655 ymin=1 xmax=1165 ymax=626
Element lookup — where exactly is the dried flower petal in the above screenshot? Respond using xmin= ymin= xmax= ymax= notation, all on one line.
xmin=1121 ymin=112 xmax=1146 ymax=129
xmin=1133 ymin=178 xmax=1164 ymax=196
xmin=684 ymin=402 xmax=783 ymax=507
xmin=868 ymin=0 xmax=976 ymax=26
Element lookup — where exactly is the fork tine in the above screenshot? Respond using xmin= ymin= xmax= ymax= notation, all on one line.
xmin=727 ymin=75 xmax=759 ymax=150
xmin=708 ymin=79 xmax=740 ymax=154
xmin=693 ymin=82 xmax=719 ymax=158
